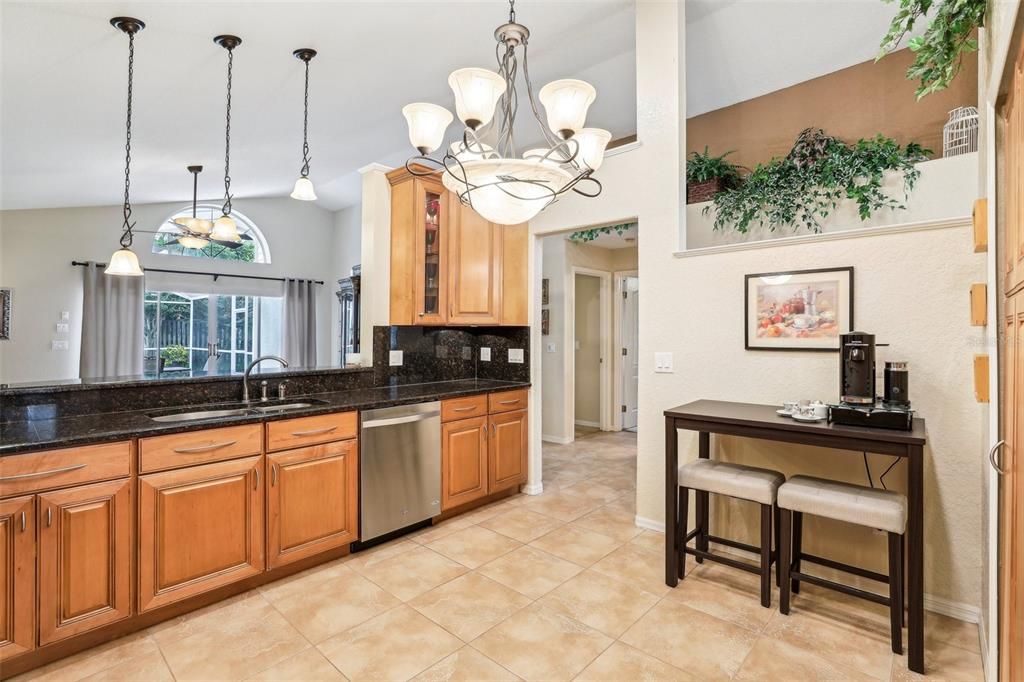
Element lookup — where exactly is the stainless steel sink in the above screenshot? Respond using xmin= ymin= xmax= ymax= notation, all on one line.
xmin=251 ymin=401 xmax=325 ymax=413
xmin=149 ymin=408 xmax=252 ymax=423
xmin=148 ymin=398 xmax=328 ymax=422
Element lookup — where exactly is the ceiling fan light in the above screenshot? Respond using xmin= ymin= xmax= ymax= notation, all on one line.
xmin=105 ymin=247 xmax=144 ymax=276
xmin=290 ymin=176 xmax=317 ymax=201
xmin=538 ymin=79 xmax=596 ymax=138
xmin=173 ymin=216 xmax=197 ymax=231
xmin=211 ymin=215 xmax=242 ymax=242
xmin=192 ymin=217 xmax=214 ymax=235
xmin=447 ymin=68 xmax=505 ymax=129
xmin=574 ymin=128 xmax=612 ymax=170
xmin=178 ymin=235 xmax=210 ymax=249
xmin=402 ymin=103 xmax=453 ymax=155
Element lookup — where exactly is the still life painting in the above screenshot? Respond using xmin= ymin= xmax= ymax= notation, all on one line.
xmin=744 ymin=267 xmax=853 ymax=351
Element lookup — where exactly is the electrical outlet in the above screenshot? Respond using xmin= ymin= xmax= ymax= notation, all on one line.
xmin=546 ymin=343 xmax=557 ymax=353
xmin=389 ymin=350 xmax=404 ymax=366
xmin=508 ymin=348 xmax=524 ymax=364
xmin=654 ymin=352 xmax=673 ymax=373
xmin=51 ymin=340 xmax=69 ymax=351
xmin=480 ymin=347 xmax=491 ymax=361
xmin=60 ymin=311 xmax=70 ymax=321
xmin=56 ymin=323 xmax=69 ymax=334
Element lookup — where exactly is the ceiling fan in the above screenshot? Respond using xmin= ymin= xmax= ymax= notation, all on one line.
xmin=150 ymin=166 xmax=254 ymax=252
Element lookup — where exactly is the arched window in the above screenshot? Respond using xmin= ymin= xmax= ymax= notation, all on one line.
xmin=152 ymin=204 xmax=271 ymax=264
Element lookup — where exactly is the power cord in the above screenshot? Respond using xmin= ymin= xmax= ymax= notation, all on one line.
xmin=863 ymin=451 xmax=902 ymax=490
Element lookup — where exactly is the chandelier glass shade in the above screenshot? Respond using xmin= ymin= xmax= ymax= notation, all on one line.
xmin=402 ymin=0 xmax=608 ymax=225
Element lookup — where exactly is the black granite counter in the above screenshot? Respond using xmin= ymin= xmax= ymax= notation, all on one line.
xmin=0 ymin=379 xmax=530 ymax=457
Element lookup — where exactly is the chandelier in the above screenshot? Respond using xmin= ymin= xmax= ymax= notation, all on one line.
xmin=401 ymin=0 xmax=611 ymax=225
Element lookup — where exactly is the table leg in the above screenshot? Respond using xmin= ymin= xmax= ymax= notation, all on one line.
xmin=665 ymin=417 xmax=679 ymax=587
xmin=698 ymin=432 xmax=710 ymax=558
xmin=907 ymin=444 xmax=924 ymax=674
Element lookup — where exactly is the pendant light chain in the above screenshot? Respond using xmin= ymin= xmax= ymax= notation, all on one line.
xmin=508 ymin=0 xmax=516 ymax=24
xmin=300 ymin=58 xmax=311 ymax=178
xmin=120 ymin=30 xmax=136 ymax=248
xmin=222 ymin=46 xmax=234 ymax=217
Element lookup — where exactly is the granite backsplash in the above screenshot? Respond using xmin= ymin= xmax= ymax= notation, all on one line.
xmin=373 ymin=325 xmax=530 ymax=386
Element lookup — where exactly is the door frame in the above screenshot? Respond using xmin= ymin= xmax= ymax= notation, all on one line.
xmin=569 ymin=266 xmax=614 ymax=434
xmin=613 ymin=269 xmax=639 ymax=431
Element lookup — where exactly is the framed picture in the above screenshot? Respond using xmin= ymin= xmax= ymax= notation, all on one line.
xmin=744 ymin=267 xmax=853 ymax=351
xmin=0 ymin=288 xmax=10 ymax=341
xmin=541 ymin=308 xmax=550 ymax=336
xmin=541 ymin=278 xmax=550 ymax=305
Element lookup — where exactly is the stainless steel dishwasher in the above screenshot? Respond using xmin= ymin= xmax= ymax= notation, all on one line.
xmin=359 ymin=401 xmax=441 ymax=542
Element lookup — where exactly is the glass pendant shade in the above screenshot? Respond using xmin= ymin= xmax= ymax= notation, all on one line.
xmin=290 ymin=176 xmax=317 ymax=201
xmin=211 ymin=214 xmax=242 ymax=242
xmin=441 ymin=159 xmax=572 ymax=225
xmin=105 ymin=247 xmax=144 ymax=276
xmin=178 ymin=235 xmax=210 ymax=249
xmin=573 ymin=128 xmax=612 ymax=170
xmin=447 ymin=68 xmax=505 ymax=129
xmin=538 ymin=79 xmax=596 ymax=138
xmin=402 ymin=103 xmax=453 ymax=154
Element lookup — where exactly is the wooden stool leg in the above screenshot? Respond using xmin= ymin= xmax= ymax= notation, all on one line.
xmin=773 ymin=503 xmax=782 ymax=588
xmin=678 ymin=487 xmax=689 ymax=579
xmin=901 ymin=533 xmax=907 ymax=628
xmin=760 ymin=503 xmax=772 ymax=608
xmin=791 ymin=511 xmax=803 ymax=595
xmin=695 ymin=490 xmax=708 ymax=563
xmin=889 ymin=532 xmax=904 ymax=654
xmin=779 ymin=508 xmax=792 ymax=615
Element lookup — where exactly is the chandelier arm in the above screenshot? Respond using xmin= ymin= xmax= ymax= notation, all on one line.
xmin=405 ymin=155 xmax=446 ymax=176
xmin=520 ymin=40 xmax=566 ymax=149
xmin=441 ymin=153 xmax=477 ymax=208
xmin=566 ymin=174 xmax=603 ymax=198
xmin=119 ymin=30 xmax=136 ymax=249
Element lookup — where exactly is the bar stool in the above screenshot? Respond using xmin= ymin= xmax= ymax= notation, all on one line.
xmin=777 ymin=475 xmax=907 ymax=654
xmin=677 ymin=459 xmax=785 ymax=607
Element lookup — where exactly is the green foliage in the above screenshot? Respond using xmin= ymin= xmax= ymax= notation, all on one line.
xmin=160 ymin=344 xmax=189 ymax=367
xmin=877 ymin=0 xmax=986 ymax=99
xmin=569 ymin=222 xmax=635 ymax=243
xmin=706 ymin=129 xmax=930 ymax=234
xmin=686 ymin=147 xmax=745 ymax=189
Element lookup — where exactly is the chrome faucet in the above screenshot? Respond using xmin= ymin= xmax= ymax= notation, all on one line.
xmin=242 ymin=355 xmax=288 ymax=403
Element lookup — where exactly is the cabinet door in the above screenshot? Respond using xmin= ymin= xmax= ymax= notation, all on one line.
xmin=488 ymin=410 xmax=528 ymax=492
xmin=501 ymin=223 xmax=529 ymax=326
xmin=442 ymin=416 xmax=488 ymax=510
xmin=38 ymin=479 xmax=131 ymax=645
xmin=139 ymin=456 xmax=264 ymax=613
xmin=0 ymin=496 xmax=34 ymax=661
xmin=267 ymin=440 xmax=358 ymax=569
xmin=448 ymin=200 xmax=502 ymax=325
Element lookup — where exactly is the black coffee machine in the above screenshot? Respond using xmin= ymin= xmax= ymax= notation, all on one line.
xmin=830 ymin=331 xmax=914 ymax=430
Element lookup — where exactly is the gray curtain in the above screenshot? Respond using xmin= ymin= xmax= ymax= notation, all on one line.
xmin=283 ymin=279 xmax=317 ymax=367
xmin=80 ymin=262 xmax=144 ymax=378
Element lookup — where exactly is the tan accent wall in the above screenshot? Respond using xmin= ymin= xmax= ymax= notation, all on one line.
xmin=687 ymin=47 xmax=979 ymax=169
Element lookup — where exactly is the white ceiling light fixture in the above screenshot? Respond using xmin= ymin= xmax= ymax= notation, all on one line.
xmin=105 ymin=17 xmax=146 ymax=277
xmin=401 ymin=0 xmax=610 ymax=225
xmin=290 ymin=48 xmax=318 ymax=201
xmin=211 ymin=34 xmax=243 ymax=244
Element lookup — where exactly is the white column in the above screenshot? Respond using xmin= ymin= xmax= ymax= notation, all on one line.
xmin=358 ymin=163 xmax=393 ymax=367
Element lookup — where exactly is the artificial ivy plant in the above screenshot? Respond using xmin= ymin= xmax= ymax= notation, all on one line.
xmin=569 ymin=222 xmax=635 ymax=243
xmin=686 ymin=147 xmax=745 ymax=189
xmin=877 ymin=0 xmax=986 ymax=99
xmin=706 ymin=128 xmax=930 ymax=234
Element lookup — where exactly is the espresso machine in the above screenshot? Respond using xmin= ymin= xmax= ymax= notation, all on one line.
xmin=830 ymin=331 xmax=914 ymax=430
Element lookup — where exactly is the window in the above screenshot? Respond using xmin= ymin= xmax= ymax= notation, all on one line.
xmin=151 ymin=204 xmax=271 ymax=264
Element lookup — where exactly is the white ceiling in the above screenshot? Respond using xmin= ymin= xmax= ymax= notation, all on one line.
xmin=0 ymin=1 xmax=636 ymax=211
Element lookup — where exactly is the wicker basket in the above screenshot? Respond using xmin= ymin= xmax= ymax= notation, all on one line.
xmin=687 ymin=178 xmax=724 ymax=204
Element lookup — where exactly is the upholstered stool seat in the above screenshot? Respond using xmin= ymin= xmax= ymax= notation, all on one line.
xmin=675 ymin=459 xmax=785 ymax=607
xmin=679 ymin=459 xmax=785 ymax=506
xmin=778 ymin=475 xmax=907 ymax=534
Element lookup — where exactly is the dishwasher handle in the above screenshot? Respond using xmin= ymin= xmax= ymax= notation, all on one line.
xmin=362 ymin=411 xmax=441 ymax=429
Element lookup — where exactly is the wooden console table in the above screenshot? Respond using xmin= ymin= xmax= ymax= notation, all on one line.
xmin=663 ymin=399 xmax=928 ymax=674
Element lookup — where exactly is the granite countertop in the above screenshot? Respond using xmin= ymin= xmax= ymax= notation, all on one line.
xmin=0 ymin=379 xmax=530 ymax=457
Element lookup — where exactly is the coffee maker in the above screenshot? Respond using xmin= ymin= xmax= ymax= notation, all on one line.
xmin=840 ymin=331 xmax=876 ymax=404
xmin=830 ymin=331 xmax=914 ymax=430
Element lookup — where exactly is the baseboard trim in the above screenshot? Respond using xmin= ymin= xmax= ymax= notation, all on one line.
xmin=574 ymin=420 xmax=601 ymax=428
xmin=635 ymin=515 xmax=665 ymax=533
xmin=521 ymin=482 xmax=544 ymax=495
xmin=542 ymin=434 xmax=573 ymax=445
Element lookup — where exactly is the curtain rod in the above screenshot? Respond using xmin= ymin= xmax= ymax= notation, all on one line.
xmin=70 ymin=261 xmax=324 ymax=285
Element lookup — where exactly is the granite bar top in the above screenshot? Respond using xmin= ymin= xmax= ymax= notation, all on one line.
xmin=0 ymin=379 xmax=530 ymax=457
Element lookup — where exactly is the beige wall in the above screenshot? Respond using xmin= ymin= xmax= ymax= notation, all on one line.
xmin=574 ymin=274 xmax=602 ymax=426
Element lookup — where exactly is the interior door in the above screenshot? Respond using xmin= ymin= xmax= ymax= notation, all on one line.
xmin=621 ymin=276 xmax=639 ymax=430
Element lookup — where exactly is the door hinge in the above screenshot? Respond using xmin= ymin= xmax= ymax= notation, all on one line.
xmin=622 ymin=347 xmax=627 ymax=356
xmin=621 ymin=404 xmax=627 ymax=413
xmin=622 ymin=290 xmax=627 ymax=299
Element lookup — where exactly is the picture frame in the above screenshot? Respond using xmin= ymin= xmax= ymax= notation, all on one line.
xmin=541 ymin=278 xmax=550 ymax=306
xmin=744 ymin=267 xmax=853 ymax=351
xmin=0 ymin=288 xmax=10 ymax=341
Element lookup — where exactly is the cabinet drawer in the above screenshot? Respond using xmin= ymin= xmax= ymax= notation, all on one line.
xmin=266 ymin=412 xmax=357 ymax=452
xmin=140 ymin=424 xmax=262 ymax=473
xmin=488 ymin=389 xmax=528 ymax=414
xmin=0 ymin=441 xmax=131 ymax=498
xmin=441 ymin=394 xmax=488 ymax=422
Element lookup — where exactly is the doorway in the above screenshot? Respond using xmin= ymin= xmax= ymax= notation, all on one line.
xmin=573 ymin=271 xmax=607 ymax=436
xmin=617 ymin=273 xmax=639 ymax=432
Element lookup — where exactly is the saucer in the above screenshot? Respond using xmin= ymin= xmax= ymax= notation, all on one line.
xmin=776 ymin=409 xmax=793 ymax=417
xmin=792 ymin=414 xmax=825 ymax=423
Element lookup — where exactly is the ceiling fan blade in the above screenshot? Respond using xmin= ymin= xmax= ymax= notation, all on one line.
xmin=238 ymin=233 xmax=253 ymax=241
xmin=210 ymin=239 xmax=243 ymax=249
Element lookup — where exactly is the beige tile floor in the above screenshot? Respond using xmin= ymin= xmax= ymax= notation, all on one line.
xmin=13 ymin=431 xmax=984 ymax=682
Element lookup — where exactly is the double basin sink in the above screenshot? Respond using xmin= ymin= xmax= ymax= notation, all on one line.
xmin=148 ymin=398 xmax=330 ymax=423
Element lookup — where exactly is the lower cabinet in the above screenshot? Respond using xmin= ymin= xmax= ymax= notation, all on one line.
xmin=441 ymin=416 xmax=489 ymax=509
xmin=138 ymin=455 xmax=264 ymax=613
xmin=38 ymin=478 xmax=132 ymax=645
xmin=267 ymin=440 xmax=359 ymax=568
xmin=0 ymin=496 xmax=35 ymax=661
xmin=488 ymin=410 xmax=528 ymax=492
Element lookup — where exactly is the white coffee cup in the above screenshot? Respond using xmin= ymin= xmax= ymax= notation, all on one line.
xmin=783 ymin=401 xmax=798 ymax=414
xmin=812 ymin=403 xmax=828 ymax=419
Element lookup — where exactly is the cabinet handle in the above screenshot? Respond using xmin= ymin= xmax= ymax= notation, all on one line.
xmin=0 ymin=463 xmax=85 ymax=482
xmin=453 ymin=406 xmax=477 ymax=412
xmin=254 ymin=467 xmax=261 ymax=490
xmin=491 ymin=423 xmax=496 ymax=437
xmin=173 ymin=440 xmax=237 ymax=454
xmin=291 ymin=426 xmax=338 ymax=437
xmin=271 ymin=463 xmax=278 ymax=486
xmin=498 ymin=399 xmax=521 ymax=405
xmin=20 ymin=511 xmax=26 ymax=532
xmin=989 ymin=439 xmax=1007 ymax=475
xmin=46 ymin=507 xmax=52 ymax=527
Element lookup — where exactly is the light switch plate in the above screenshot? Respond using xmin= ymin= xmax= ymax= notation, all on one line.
xmin=60 ymin=311 xmax=70 ymax=321
xmin=508 ymin=348 xmax=524 ymax=364
xmin=654 ymin=352 xmax=673 ymax=373
xmin=546 ymin=343 xmax=557 ymax=353
xmin=389 ymin=350 xmax=404 ymax=366
xmin=51 ymin=340 xmax=69 ymax=351
xmin=56 ymin=323 xmax=69 ymax=334
xmin=480 ymin=347 xmax=491 ymax=361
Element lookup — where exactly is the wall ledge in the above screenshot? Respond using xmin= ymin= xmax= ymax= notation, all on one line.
xmin=674 ymin=215 xmax=972 ymax=259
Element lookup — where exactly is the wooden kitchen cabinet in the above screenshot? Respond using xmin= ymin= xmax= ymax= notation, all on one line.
xmin=38 ymin=478 xmax=132 ymax=645
xmin=267 ymin=440 xmax=358 ymax=568
xmin=447 ymin=201 xmax=502 ymax=325
xmin=441 ymin=416 xmax=489 ymax=510
xmin=138 ymin=456 xmax=264 ymax=612
xmin=488 ymin=410 xmax=528 ymax=493
xmin=501 ymin=223 xmax=529 ymax=325
xmin=0 ymin=496 xmax=35 ymax=661
xmin=389 ymin=168 xmax=448 ymax=325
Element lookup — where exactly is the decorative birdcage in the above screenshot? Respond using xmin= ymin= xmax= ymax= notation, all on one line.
xmin=943 ymin=106 xmax=979 ymax=157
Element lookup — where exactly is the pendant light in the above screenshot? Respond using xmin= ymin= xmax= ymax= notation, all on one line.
xmin=290 ymin=48 xmax=318 ymax=201
xmin=174 ymin=165 xmax=212 ymax=249
xmin=105 ymin=17 xmax=146 ymax=277
xmin=211 ymin=34 xmax=243 ymax=243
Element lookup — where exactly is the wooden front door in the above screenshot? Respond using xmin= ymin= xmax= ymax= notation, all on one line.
xmin=0 ymin=496 xmax=34 ymax=661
